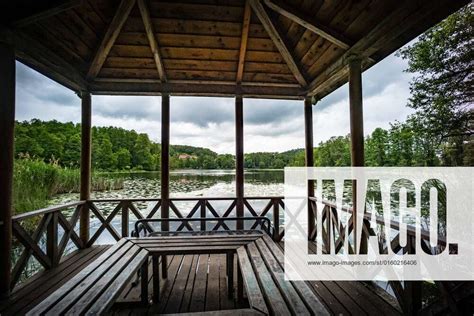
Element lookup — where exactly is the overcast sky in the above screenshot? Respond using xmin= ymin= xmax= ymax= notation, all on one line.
xmin=15 ymin=51 xmax=415 ymax=154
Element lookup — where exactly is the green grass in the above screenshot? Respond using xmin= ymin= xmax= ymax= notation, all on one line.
xmin=13 ymin=159 xmax=124 ymax=215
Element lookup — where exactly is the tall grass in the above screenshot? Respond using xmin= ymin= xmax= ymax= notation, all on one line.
xmin=13 ymin=159 xmax=124 ymax=215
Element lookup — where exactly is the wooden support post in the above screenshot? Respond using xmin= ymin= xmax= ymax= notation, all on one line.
xmin=348 ymin=56 xmax=367 ymax=254
xmin=47 ymin=212 xmax=59 ymax=266
xmin=80 ymin=91 xmax=92 ymax=246
xmin=272 ymin=199 xmax=280 ymax=240
xmin=235 ymin=95 xmax=244 ymax=230
xmin=161 ymin=93 xmax=170 ymax=278
xmin=121 ymin=201 xmax=129 ymax=237
xmin=304 ymin=97 xmax=315 ymax=240
xmin=0 ymin=41 xmax=15 ymax=299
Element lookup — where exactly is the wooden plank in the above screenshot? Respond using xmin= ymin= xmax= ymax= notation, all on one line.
xmin=63 ymin=244 xmax=142 ymax=315
xmin=165 ymin=309 xmax=262 ymax=316
xmin=147 ymin=2 xmax=244 ymax=23
xmin=246 ymin=242 xmax=291 ymax=315
xmin=254 ymin=239 xmax=310 ymax=316
xmin=12 ymin=1 xmax=83 ymax=27
xmin=189 ymin=254 xmax=209 ymax=312
xmin=137 ymin=0 xmax=166 ymax=82
xmin=13 ymin=30 xmax=87 ymax=92
xmin=26 ymin=239 xmax=128 ymax=315
xmin=122 ymin=17 xmax=269 ymax=38
xmin=205 ymin=255 xmax=220 ymax=311
xmin=2 ymin=246 xmax=109 ymax=315
xmin=264 ymin=0 xmax=350 ymax=49
xmin=249 ymin=0 xmax=307 ymax=87
xmin=262 ymin=235 xmax=329 ymax=315
xmin=164 ymin=255 xmax=194 ymax=313
xmin=236 ymin=0 xmax=251 ymax=83
xmin=218 ymin=254 xmax=235 ymax=310
xmin=146 ymin=245 xmax=241 ymax=255
xmin=85 ymin=249 xmax=148 ymax=315
xmin=180 ymin=255 xmax=199 ymax=312
xmin=307 ymin=0 xmax=464 ymax=96
xmin=236 ymin=246 xmax=268 ymax=314
xmin=87 ymin=0 xmax=136 ymax=79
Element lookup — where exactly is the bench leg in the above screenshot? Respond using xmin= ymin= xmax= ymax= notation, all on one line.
xmin=162 ymin=255 xmax=168 ymax=279
xmin=153 ymin=255 xmax=160 ymax=303
xmin=237 ymin=260 xmax=243 ymax=301
xmin=141 ymin=259 xmax=149 ymax=305
xmin=227 ymin=252 xmax=234 ymax=299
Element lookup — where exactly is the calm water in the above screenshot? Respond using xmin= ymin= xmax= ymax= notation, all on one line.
xmin=13 ymin=170 xmax=285 ymax=284
xmin=50 ymin=169 xmax=284 ymax=203
xmin=48 ymin=169 xmax=285 ymax=244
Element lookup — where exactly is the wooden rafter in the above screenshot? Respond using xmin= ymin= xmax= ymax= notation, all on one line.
xmin=306 ymin=0 xmax=463 ymax=97
xmin=249 ymin=0 xmax=307 ymax=87
xmin=264 ymin=0 xmax=351 ymax=50
xmin=137 ymin=0 xmax=167 ymax=82
xmin=236 ymin=0 xmax=251 ymax=84
xmin=86 ymin=0 xmax=136 ymax=80
xmin=11 ymin=1 xmax=84 ymax=27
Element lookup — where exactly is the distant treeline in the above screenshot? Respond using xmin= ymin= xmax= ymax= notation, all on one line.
xmin=15 ymin=119 xmax=472 ymax=171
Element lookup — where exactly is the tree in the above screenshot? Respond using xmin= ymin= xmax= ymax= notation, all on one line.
xmin=133 ymin=134 xmax=154 ymax=170
xmin=62 ymin=133 xmax=81 ymax=167
xmin=365 ymin=128 xmax=389 ymax=166
xmin=95 ymin=136 xmax=117 ymax=170
xmin=116 ymin=148 xmax=132 ymax=169
xmin=397 ymin=4 xmax=473 ymax=165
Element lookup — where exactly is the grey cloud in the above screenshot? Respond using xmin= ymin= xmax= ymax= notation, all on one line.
xmin=317 ymin=53 xmax=412 ymax=110
xmin=16 ymin=62 xmax=79 ymax=108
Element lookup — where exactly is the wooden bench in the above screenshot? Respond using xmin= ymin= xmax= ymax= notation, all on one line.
xmin=129 ymin=233 xmax=329 ymax=316
xmin=26 ymin=239 xmax=148 ymax=316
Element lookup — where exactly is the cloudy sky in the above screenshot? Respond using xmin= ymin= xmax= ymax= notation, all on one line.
xmin=15 ymin=50 xmax=415 ymax=154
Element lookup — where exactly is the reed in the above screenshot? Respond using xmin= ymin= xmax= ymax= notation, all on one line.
xmin=13 ymin=159 xmax=124 ymax=215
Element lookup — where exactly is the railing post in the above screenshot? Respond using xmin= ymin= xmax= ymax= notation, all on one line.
xmin=272 ymin=199 xmax=280 ymax=240
xmin=304 ymin=96 xmax=315 ymax=240
xmin=80 ymin=91 xmax=92 ymax=246
xmin=0 ymin=38 xmax=15 ymax=299
xmin=161 ymin=93 xmax=170 ymax=278
xmin=121 ymin=201 xmax=129 ymax=237
xmin=47 ymin=212 xmax=59 ymax=266
xmin=200 ymin=199 xmax=206 ymax=231
xmin=235 ymin=95 xmax=244 ymax=230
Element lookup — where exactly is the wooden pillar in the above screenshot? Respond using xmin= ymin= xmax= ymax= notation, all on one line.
xmin=235 ymin=95 xmax=244 ymax=230
xmin=348 ymin=56 xmax=367 ymax=254
xmin=161 ymin=94 xmax=170 ymax=231
xmin=304 ymin=97 xmax=315 ymax=240
xmin=80 ymin=91 xmax=92 ymax=246
xmin=0 ymin=41 xmax=15 ymax=299
xmin=161 ymin=93 xmax=170 ymax=278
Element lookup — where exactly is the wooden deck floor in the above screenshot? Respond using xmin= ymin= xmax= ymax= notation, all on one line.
xmin=0 ymin=243 xmax=401 ymax=316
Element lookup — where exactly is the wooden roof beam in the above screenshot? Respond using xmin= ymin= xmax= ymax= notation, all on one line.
xmin=137 ymin=0 xmax=166 ymax=82
xmin=236 ymin=0 xmax=251 ymax=84
xmin=264 ymin=0 xmax=351 ymax=50
xmin=306 ymin=0 xmax=457 ymax=97
xmin=87 ymin=0 xmax=136 ymax=80
xmin=11 ymin=1 xmax=84 ymax=28
xmin=249 ymin=0 xmax=307 ymax=87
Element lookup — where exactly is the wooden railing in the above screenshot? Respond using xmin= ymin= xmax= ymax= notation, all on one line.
xmin=307 ymin=197 xmax=460 ymax=315
xmin=11 ymin=201 xmax=85 ymax=290
xmin=87 ymin=196 xmax=285 ymax=244
xmin=10 ymin=196 xmax=285 ymax=291
xmin=11 ymin=196 xmax=464 ymax=314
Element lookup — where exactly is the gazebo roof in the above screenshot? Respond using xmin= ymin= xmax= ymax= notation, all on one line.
xmin=1 ymin=0 xmax=467 ymax=99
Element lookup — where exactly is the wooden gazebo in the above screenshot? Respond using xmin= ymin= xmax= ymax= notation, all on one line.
xmin=0 ymin=0 xmax=469 ymax=314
